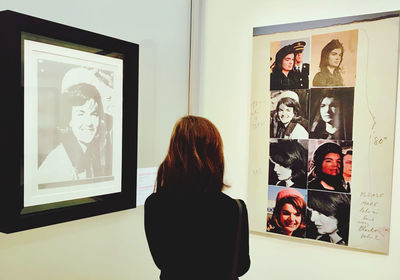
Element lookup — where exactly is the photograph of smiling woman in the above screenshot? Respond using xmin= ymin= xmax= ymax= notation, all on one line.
xmin=267 ymin=187 xmax=307 ymax=238
xmin=270 ymin=90 xmax=309 ymax=139
xmin=38 ymin=82 xmax=107 ymax=183
xmin=309 ymin=88 xmax=354 ymax=140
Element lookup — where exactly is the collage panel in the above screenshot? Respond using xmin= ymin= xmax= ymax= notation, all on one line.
xmin=269 ymin=139 xmax=308 ymax=188
xmin=310 ymin=30 xmax=358 ymax=87
xmin=306 ymin=190 xmax=351 ymax=246
xmin=270 ymin=89 xmax=309 ymax=139
xmin=266 ymin=185 xmax=308 ymax=238
xmin=307 ymin=139 xmax=353 ymax=193
xmin=309 ymin=87 xmax=354 ymax=140
xmin=270 ymin=37 xmax=311 ymax=90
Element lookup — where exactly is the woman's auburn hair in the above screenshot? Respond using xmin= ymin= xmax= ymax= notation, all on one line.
xmin=156 ymin=115 xmax=225 ymax=193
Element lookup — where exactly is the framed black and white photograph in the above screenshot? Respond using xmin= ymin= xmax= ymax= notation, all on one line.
xmin=24 ymin=38 xmax=124 ymax=206
xmin=0 ymin=10 xmax=138 ymax=233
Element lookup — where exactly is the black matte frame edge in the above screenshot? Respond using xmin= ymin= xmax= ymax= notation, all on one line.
xmin=0 ymin=10 xmax=138 ymax=233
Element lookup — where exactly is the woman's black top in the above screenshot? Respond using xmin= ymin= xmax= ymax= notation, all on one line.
xmin=270 ymin=70 xmax=300 ymax=90
xmin=144 ymin=191 xmax=250 ymax=280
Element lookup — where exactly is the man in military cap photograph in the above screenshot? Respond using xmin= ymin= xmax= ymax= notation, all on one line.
xmin=292 ymin=41 xmax=309 ymax=88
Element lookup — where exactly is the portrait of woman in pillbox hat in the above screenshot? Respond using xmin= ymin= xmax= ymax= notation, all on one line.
xmin=270 ymin=44 xmax=300 ymax=90
xmin=267 ymin=187 xmax=307 ymax=237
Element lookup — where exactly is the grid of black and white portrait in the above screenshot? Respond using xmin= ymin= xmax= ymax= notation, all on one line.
xmin=24 ymin=39 xmax=124 ymax=207
xmin=266 ymin=30 xmax=356 ymax=245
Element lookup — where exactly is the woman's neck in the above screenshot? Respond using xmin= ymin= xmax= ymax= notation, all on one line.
xmin=327 ymin=66 xmax=335 ymax=74
xmin=320 ymin=180 xmax=335 ymax=190
xmin=325 ymin=122 xmax=337 ymax=134
xmin=282 ymin=69 xmax=289 ymax=76
xmin=285 ymin=178 xmax=294 ymax=187
xmin=78 ymin=141 xmax=88 ymax=152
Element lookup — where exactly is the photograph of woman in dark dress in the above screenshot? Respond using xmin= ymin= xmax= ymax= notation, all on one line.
xmin=308 ymin=141 xmax=349 ymax=193
xmin=270 ymin=45 xmax=301 ymax=90
xmin=267 ymin=187 xmax=306 ymax=237
xmin=312 ymin=39 xmax=344 ymax=87
xmin=270 ymin=90 xmax=309 ymax=139
xmin=269 ymin=139 xmax=308 ymax=188
xmin=306 ymin=190 xmax=351 ymax=245
xmin=309 ymin=88 xmax=354 ymax=140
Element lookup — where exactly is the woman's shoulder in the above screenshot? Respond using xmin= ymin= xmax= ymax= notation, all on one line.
xmin=144 ymin=192 xmax=158 ymax=205
xmin=290 ymin=123 xmax=309 ymax=139
xmin=38 ymin=144 xmax=75 ymax=183
xmin=144 ymin=192 xmax=176 ymax=208
xmin=145 ymin=191 xmax=246 ymax=209
xmin=270 ymin=71 xmax=282 ymax=90
xmin=41 ymin=144 xmax=67 ymax=162
xmin=310 ymin=121 xmax=328 ymax=139
xmin=307 ymin=178 xmax=323 ymax=190
xmin=267 ymin=226 xmax=282 ymax=234
xmin=220 ymin=192 xmax=248 ymax=208
xmin=312 ymin=71 xmax=326 ymax=86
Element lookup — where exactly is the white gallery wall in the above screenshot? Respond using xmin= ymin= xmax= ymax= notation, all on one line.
xmin=191 ymin=0 xmax=400 ymax=279
xmin=0 ymin=0 xmax=190 ymax=279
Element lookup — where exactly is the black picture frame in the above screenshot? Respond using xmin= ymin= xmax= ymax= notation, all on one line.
xmin=0 ymin=10 xmax=138 ymax=233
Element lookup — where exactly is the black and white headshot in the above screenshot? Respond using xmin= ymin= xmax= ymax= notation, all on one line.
xmin=269 ymin=139 xmax=308 ymax=189
xmin=37 ymin=65 xmax=115 ymax=185
xmin=306 ymin=190 xmax=351 ymax=245
xmin=270 ymin=90 xmax=309 ymax=139
xmin=23 ymin=39 xmax=123 ymax=206
xmin=309 ymin=88 xmax=354 ymax=140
